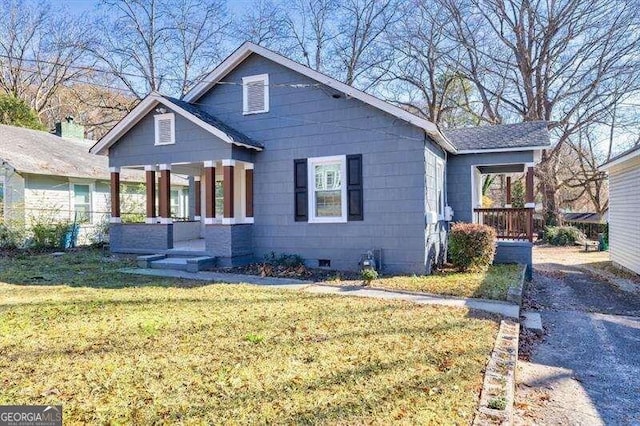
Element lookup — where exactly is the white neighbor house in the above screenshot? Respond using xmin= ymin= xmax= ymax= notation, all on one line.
xmin=600 ymin=145 xmax=640 ymax=275
xmin=0 ymin=123 xmax=188 ymax=245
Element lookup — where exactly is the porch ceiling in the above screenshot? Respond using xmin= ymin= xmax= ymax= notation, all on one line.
xmin=477 ymin=164 xmax=525 ymax=174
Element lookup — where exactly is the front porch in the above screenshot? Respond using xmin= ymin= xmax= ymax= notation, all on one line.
xmin=108 ymin=159 xmax=255 ymax=266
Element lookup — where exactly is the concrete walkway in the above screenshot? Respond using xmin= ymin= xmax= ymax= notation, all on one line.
xmin=120 ymin=267 xmax=520 ymax=318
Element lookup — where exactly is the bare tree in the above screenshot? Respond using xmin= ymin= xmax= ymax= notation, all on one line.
xmin=282 ymin=0 xmax=338 ymax=72
xmin=0 ymin=0 xmax=93 ymax=114
xmin=439 ymin=0 xmax=640 ymax=222
xmin=332 ymin=0 xmax=399 ymax=87
xmin=90 ymin=0 xmax=230 ymax=99
xmin=167 ymin=0 xmax=230 ymax=96
xmin=382 ymin=0 xmax=479 ymax=126
xmin=233 ymin=0 xmax=290 ymax=48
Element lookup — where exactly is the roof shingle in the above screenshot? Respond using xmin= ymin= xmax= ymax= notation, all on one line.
xmin=444 ymin=121 xmax=550 ymax=152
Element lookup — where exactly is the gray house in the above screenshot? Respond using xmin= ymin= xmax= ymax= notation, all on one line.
xmin=90 ymin=42 xmax=550 ymax=274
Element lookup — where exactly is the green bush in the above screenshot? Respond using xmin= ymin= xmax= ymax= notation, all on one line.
xmin=30 ymin=221 xmax=72 ymax=249
xmin=263 ymin=252 xmax=305 ymax=268
xmin=361 ymin=268 xmax=378 ymax=285
xmin=0 ymin=220 xmax=26 ymax=249
xmin=544 ymin=226 xmax=585 ymax=246
xmin=448 ymin=223 xmax=497 ymax=272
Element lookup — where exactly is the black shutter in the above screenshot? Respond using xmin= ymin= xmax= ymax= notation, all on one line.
xmin=294 ymin=159 xmax=308 ymax=221
xmin=347 ymin=154 xmax=363 ymax=221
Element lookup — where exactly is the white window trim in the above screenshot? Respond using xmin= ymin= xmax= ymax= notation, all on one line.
xmin=307 ymin=155 xmax=347 ymax=224
xmin=154 ymin=113 xmax=176 ymax=146
xmin=242 ymin=74 xmax=269 ymax=115
xmin=70 ymin=181 xmax=95 ymax=225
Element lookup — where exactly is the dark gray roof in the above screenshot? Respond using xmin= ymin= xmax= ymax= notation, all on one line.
xmin=165 ymin=96 xmax=262 ymax=149
xmin=445 ymin=121 xmax=550 ymax=152
xmin=563 ymin=212 xmax=607 ymax=224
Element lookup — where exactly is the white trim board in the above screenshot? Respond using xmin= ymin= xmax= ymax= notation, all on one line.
xmin=455 ymin=145 xmax=549 ymax=154
xmin=182 ymin=42 xmax=457 ymax=153
xmin=90 ymin=93 xmax=263 ymax=155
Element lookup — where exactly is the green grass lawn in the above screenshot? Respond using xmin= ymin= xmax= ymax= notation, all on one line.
xmin=0 ymin=249 xmax=498 ymax=424
xmin=365 ymin=264 xmax=524 ymax=301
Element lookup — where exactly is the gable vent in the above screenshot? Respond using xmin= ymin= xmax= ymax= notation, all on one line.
xmin=154 ymin=113 xmax=175 ymax=145
xmin=243 ymin=74 xmax=269 ymax=114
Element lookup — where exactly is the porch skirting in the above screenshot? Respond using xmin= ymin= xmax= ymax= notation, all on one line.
xmin=494 ymin=240 xmax=532 ymax=280
xmin=110 ymin=223 xmax=173 ymax=254
xmin=203 ymin=224 xmax=254 ymax=267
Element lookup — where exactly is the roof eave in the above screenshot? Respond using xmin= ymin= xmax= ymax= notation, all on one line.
xmin=454 ymin=145 xmax=550 ymax=154
xmin=599 ymin=147 xmax=640 ymax=171
xmin=90 ymin=93 xmax=262 ymax=155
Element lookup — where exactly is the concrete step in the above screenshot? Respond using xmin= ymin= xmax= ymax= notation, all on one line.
xmin=149 ymin=255 xmax=216 ymax=273
xmin=522 ymin=311 xmax=543 ymax=334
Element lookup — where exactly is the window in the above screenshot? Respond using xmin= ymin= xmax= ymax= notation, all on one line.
xmin=242 ymin=74 xmax=269 ymax=114
xmin=73 ymin=184 xmax=91 ymax=223
xmin=435 ymin=160 xmax=445 ymax=218
xmin=154 ymin=113 xmax=175 ymax=145
xmin=308 ymin=156 xmax=347 ymax=223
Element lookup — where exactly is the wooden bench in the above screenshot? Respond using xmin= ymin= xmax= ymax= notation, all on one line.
xmin=582 ymin=240 xmax=599 ymax=252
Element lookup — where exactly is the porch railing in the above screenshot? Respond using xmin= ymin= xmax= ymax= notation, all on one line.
xmin=473 ymin=207 xmax=534 ymax=242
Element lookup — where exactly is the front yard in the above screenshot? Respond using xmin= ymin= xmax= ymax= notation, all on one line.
xmin=363 ymin=264 xmax=523 ymax=301
xmin=0 ymin=250 xmax=499 ymax=424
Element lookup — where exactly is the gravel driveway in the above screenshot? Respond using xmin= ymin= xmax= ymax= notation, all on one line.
xmin=515 ymin=246 xmax=640 ymax=425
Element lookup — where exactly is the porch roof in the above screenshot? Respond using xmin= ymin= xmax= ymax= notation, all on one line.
xmin=445 ymin=121 xmax=550 ymax=153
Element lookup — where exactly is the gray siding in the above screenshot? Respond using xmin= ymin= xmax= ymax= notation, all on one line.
xmin=110 ymin=223 xmax=173 ymax=253
xmin=447 ymin=151 xmax=534 ymax=223
xmin=495 ymin=241 xmax=532 ymax=279
xmin=108 ymin=106 xmax=254 ymax=168
xmin=607 ymin=157 xmax=640 ymax=275
xmin=197 ymin=54 xmax=438 ymax=273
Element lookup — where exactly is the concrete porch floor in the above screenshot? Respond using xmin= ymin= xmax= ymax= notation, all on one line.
xmin=173 ymin=238 xmax=206 ymax=251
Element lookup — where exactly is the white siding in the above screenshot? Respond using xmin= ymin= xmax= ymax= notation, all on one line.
xmin=608 ymin=156 xmax=640 ymax=274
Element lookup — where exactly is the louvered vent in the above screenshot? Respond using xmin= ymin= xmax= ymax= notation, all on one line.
xmin=154 ymin=113 xmax=175 ymax=145
xmin=243 ymin=74 xmax=269 ymax=114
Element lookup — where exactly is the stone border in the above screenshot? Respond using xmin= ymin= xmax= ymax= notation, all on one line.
xmin=506 ymin=264 xmax=527 ymax=307
xmin=474 ymin=319 xmax=520 ymax=425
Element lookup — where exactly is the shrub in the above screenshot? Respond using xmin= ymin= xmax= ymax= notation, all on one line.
xmin=448 ymin=223 xmax=496 ymax=272
xmin=0 ymin=220 xmax=26 ymax=249
xmin=263 ymin=252 xmax=305 ymax=268
xmin=544 ymin=226 xmax=585 ymax=246
xmin=30 ymin=221 xmax=72 ymax=249
xmin=361 ymin=268 xmax=378 ymax=286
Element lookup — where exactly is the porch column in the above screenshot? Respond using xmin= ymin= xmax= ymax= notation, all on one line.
xmin=525 ymin=165 xmax=535 ymax=208
xmin=245 ymin=164 xmax=254 ymax=222
xmin=145 ymin=165 xmax=157 ymax=223
xmin=222 ymin=159 xmax=235 ymax=224
xmin=158 ymin=164 xmax=172 ymax=224
xmin=204 ymin=161 xmax=216 ymax=224
xmin=505 ymin=176 xmax=512 ymax=207
xmin=194 ymin=176 xmax=202 ymax=220
xmin=109 ymin=167 xmax=121 ymax=223
xmin=525 ymin=164 xmax=535 ymax=242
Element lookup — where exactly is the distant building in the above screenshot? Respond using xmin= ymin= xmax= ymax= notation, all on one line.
xmin=0 ymin=123 xmax=187 ymax=245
